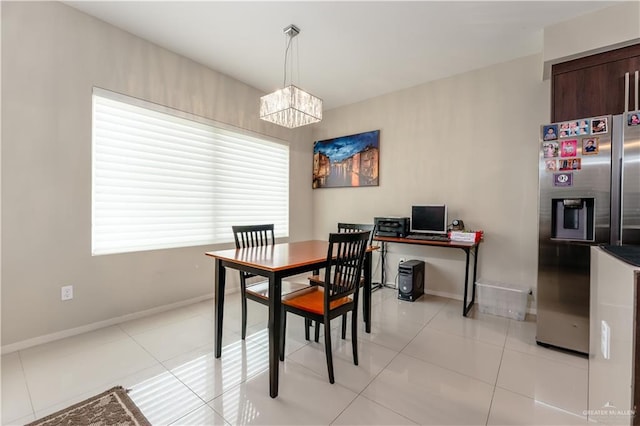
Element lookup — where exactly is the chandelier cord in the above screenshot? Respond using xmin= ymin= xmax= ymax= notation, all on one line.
xmin=282 ymin=33 xmax=294 ymax=88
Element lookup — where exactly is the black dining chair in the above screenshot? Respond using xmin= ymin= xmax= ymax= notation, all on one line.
xmin=337 ymin=223 xmax=375 ymax=336
xmin=232 ymin=224 xmax=310 ymax=339
xmin=307 ymin=222 xmax=376 ymax=342
xmin=337 ymin=222 xmax=375 ymax=244
xmin=280 ymin=230 xmax=370 ymax=383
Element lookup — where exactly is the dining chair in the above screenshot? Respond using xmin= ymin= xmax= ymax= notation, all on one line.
xmin=280 ymin=230 xmax=370 ymax=384
xmin=337 ymin=222 xmax=375 ymax=244
xmin=336 ymin=223 xmax=375 ymax=338
xmin=232 ymin=224 xmax=310 ymax=339
xmin=308 ymin=222 xmax=376 ymax=342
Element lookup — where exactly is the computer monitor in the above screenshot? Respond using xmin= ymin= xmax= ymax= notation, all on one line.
xmin=410 ymin=205 xmax=448 ymax=234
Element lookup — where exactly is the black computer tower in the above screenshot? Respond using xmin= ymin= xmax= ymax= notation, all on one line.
xmin=398 ymin=260 xmax=425 ymax=302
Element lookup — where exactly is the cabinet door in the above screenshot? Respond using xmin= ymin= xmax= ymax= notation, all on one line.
xmin=552 ymin=44 xmax=640 ymax=122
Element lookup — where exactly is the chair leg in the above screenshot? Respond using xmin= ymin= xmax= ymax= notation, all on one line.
xmin=324 ymin=320 xmax=335 ymax=384
xmin=280 ymin=310 xmax=287 ymax=362
xmin=341 ymin=314 xmax=347 ymax=339
xmin=351 ymin=310 xmax=359 ymax=366
xmin=240 ymin=278 xmax=248 ymax=340
xmin=314 ymin=321 xmax=320 ymax=342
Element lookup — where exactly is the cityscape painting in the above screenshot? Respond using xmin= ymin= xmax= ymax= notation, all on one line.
xmin=313 ymin=130 xmax=380 ymax=189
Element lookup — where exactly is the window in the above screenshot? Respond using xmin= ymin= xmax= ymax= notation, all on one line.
xmin=92 ymin=88 xmax=289 ymax=255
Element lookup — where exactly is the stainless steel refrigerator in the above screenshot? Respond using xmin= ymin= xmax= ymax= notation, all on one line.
xmin=536 ymin=112 xmax=640 ymax=354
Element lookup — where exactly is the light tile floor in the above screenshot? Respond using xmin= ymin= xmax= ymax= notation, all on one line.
xmin=2 ymin=288 xmax=590 ymax=425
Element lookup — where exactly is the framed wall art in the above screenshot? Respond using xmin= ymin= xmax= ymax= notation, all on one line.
xmin=313 ymin=130 xmax=380 ymax=189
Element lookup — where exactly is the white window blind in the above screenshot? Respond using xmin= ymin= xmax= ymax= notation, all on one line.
xmin=92 ymin=89 xmax=289 ymax=255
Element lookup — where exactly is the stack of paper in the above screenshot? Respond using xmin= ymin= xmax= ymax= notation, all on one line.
xmin=449 ymin=231 xmax=483 ymax=243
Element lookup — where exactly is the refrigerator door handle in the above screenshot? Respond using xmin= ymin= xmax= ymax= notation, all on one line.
xmin=610 ymin=115 xmax=623 ymax=246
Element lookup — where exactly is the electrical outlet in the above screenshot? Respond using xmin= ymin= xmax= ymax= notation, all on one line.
xmin=61 ymin=285 xmax=73 ymax=301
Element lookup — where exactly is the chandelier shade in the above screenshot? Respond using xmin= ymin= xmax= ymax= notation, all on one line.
xmin=259 ymin=24 xmax=322 ymax=129
xmin=260 ymin=85 xmax=323 ymax=129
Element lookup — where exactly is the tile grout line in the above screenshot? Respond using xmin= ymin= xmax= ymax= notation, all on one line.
xmin=15 ymin=350 xmax=37 ymax=424
xmin=290 ymin=288 xmax=407 ymax=425
xmin=329 ymin=294 xmax=450 ymax=425
xmin=494 ymin=320 xmax=590 ymax=421
xmin=483 ymin=316 xmax=511 ymax=425
xmin=115 ymin=322 xmax=218 ymax=424
xmin=122 ymin=314 xmax=268 ymax=426
xmin=330 ymin=393 xmax=420 ymax=426
xmin=164 ymin=314 xmax=309 ymax=425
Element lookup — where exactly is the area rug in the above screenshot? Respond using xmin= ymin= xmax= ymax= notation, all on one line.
xmin=26 ymin=386 xmax=151 ymax=426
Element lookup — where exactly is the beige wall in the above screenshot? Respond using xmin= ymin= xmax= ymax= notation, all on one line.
xmin=0 ymin=1 xmax=313 ymax=347
xmin=312 ymin=54 xmax=548 ymax=301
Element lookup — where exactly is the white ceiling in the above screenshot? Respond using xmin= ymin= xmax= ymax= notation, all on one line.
xmin=65 ymin=1 xmax=619 ymax=110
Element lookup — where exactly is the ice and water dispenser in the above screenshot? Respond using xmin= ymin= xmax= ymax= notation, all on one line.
xmin=551 ymin=198 xmax=595 ymax=241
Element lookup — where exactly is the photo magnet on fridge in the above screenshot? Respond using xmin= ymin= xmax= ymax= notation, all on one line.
xmin=582 ymin=137 xmax=599 ymax=155
xmin=560 ymin=139 xmax=577 ymax=157
xmin=542 ymin=142 xmax=559 ymax=158
xmin=559 ymin=158 xmax=581 ymax=171
xmin=591 ymin=117 xmax=608 ymax=134
xmin=553 ymin=172 xmax=573 ymax=187
xmin=558 ymin=122 xmax=570 ymax=138
xmin=543 ymin=125 xmax=558 ymax=141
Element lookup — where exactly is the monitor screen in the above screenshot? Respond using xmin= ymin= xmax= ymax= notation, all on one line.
xmin=411 ymin=205 xmax=448 ymax=234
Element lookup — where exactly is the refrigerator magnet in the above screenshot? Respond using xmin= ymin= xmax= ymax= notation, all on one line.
xmin=553 ymin=172 xmax=573 ymax=187
xmin=544 ymin=159 xmax=557 ymax=172
xmin=559 ymin=158 xmax=581 ymax=171
xmin=560 ymin=139 xmax=578 ymax=157
xmin=628 ymin=112 xmax=640 ymax=126
xmin=571 ymin=158 xmax=581 ymax=170
xmin=591 ymin=117 xmax=608 ymax=134
xmin=576 ymin=120 xmax=590 ymax=135
xmin=558 ymin=122 xmax=570 ymax=138
xmin=542 ymin=142 xmax=559 ymax=158
xmin=543 ymin=125 xmax=558 ymax=140
xmin=568 ymin=121 xmax=581 ymax=136
xmin=582 ymin=137 xmax=599 ymax=155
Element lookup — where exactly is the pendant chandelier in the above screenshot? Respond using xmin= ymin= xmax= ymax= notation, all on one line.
xmin=259 ymin=24 xmax=323 ymax=129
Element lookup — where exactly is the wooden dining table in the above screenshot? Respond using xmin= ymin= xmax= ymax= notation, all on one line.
xmin=205 ymin=239 xmax=375 ymax=398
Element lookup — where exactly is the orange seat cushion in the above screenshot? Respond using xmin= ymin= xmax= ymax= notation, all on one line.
xmin=283 ymin=287 xmax=351 ymax=315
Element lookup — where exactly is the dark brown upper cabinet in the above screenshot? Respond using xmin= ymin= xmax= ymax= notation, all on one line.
xmin=552 ymin=44 xmax=640 ymax=122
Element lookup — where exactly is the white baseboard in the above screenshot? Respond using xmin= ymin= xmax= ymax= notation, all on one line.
xmin=424 ymin=289 xmax=463 ymax=301
xmin=424 ymin=289 xmax=537 ymax=316
xmin=1 ymin=293 xmax=214 ymax=355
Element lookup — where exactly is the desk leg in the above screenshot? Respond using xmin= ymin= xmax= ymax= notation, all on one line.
xmin=214 ymin=259 xmax=225 ymax=358
xmin=462 ymin=246 xmax=478 ymax=317
xmin=472 ymin=245 xmax=479 ymax=303
xmin=364 ymin=251 xmax=372 ymax=333
xmin=380 ymin=242 xmax=386 ymax=288
xmin=268 ymin=276 xmax=282 ymax=398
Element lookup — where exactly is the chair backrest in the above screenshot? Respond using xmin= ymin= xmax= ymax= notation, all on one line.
xmin=337 ymin=223 xmax=375 ymax=246
xmin=323 ymin=231 xmax=370 ymax=308
xmin=232 ymin=224 xmax=275 ymax=249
